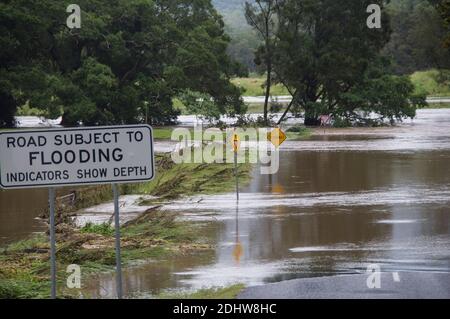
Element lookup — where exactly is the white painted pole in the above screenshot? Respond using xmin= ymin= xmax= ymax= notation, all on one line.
xmin=112 ymin=184 xmax=123 ymax=299
xmin=48 ymin=187 xmax=57 ymax=299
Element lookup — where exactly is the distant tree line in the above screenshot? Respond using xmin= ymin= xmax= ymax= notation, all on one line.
xmin=384 ymin=0 xmax=450 ymax=74
xmin=221 ymin=0 xmax=450 ymax=75
xmin=1 ymin=0 xmax=448 ymax=128
xmin=244 ymin=0 xmax=430 ymax=125
xmin=0 ymin=0 xmax=244 ymax=128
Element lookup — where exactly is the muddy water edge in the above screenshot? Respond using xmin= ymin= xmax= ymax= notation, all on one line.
xmin=82 ymin=109 xmax=450 ymax=298
xmin=1 ymin=109 xmax=449 ymax=298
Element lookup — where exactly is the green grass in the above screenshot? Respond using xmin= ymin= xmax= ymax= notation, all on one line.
xmin=3 ymin=234 xmax=47 ymax=253
xmin=423 ymin=102 xmax=450 ymax=109
xmin=153 ymin=127 xmax=181 ymax=140
xmin=0 ymin=210 xmax=206 ymax=299
xmin=233 ymin=70 xmax=450 ymax=100
xmin=245 ymin=103 xmax=290 ymax=114
xmin=158 ymin=284 xmax=246 ymax=299
xmin=232 ymin=77 xmax=290 ymax=97
xmin=0 ymin=277 xmax=48 ymax=299
xmin=128 ymin=155 xmax=252 ymax=201
xmin=286 ymin=126 xmax=312 ymax=140
xmin=153 ymin=126 xmax=307 ymax=140
xmin=80 ymin=223 xmax=114 ymax=236
xmin=0 ymin=154 xmax=250 ymax=299
xmin=411 ymin=69 xmax=450 ymax=97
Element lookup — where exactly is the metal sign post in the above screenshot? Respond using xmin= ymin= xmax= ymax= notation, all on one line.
xmin=112 ymin=184 xmax=123 ymax=299
xmin=232 ymin=133 xmax=240 ymax=201
xmin=235 ymin=151 xmax=239 ymax=201
xmin=48 ymin=187 xmax=57 ymax=299
xmin=0 ymin=125 xmax=155 ymax=299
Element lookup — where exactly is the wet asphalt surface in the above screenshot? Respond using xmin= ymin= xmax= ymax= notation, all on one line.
xmin=238 ymin=272 xmax=450 ymax=299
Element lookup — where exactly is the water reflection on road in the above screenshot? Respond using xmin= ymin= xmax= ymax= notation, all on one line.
xmin=82 ymin=109 xmax=450 ymax=298
xmin=1 ymin=109 xmax=449 ymax=297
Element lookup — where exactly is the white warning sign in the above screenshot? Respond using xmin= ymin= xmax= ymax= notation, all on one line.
xmin=0 ymin=125 xmax=155 ymax=189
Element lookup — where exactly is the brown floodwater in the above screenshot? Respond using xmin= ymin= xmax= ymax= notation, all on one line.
xmin=83 ymin=109 xmax=450 ymax=298
xmin=0 ymin=188 xmax=48 ymax=244
xmin=1 ymin=109 xmax=449 ymax=298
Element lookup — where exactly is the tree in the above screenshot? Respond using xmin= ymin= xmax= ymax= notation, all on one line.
xmin=429 ymin=0 xmax=450 ymax=49
xmin=245 ymin=0 xmax=278 ymax=123
xmin=0 ymin=0 xmax=51 ymax=127
xmin=0 ymin=0 xmax=244 ymax=127
xmin=384 ymin=0 xmax=450 ymax=74
xmin=273 ymin=0 xmax=425 ymax=126
xmin=336 ymin=57 xmax=427 ymax=124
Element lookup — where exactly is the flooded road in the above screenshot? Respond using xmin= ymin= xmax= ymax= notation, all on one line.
xmin=1 ymin=109 xmax=449 ymax=297
xmin=83 ymin=109 xmax=450 ymax=298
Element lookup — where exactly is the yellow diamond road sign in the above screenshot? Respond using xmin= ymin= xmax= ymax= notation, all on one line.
xmin=267 ymin=128 xmax=287 ymax=148
xmin=232 ymin=133 xmax=240 ymax=152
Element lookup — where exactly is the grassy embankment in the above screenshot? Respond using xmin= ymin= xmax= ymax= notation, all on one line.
xmin=157 ymin=284 xmax=246 ymax=299
xmin=234 ymin=70 xmax=450 ymax=98
xmin=0 ymin=153 xmax=251 ymax=299
xmin=152 ymin=127 xmax=311 ymax=142
xmin=411 ymin=69 xmax=450 ymax=98
xmin=411 ymin=69 xmax=450 ymax=108
xmin=231 ymin=77 xmax=290 ymax=97
xmin=231 ymin=69 xmax=450 ymax=110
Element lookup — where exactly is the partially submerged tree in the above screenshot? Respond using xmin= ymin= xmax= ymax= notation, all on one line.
xmin=273 ymin=0 xmax=426 ymax=126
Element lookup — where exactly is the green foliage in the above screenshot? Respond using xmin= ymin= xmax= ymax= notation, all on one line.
xmin=214 ymin=0 xmax=450 ymax=77
xmin=384 ymin=0 xmax=450 ymax=74
xmin=285 ymin=125 xmax=311 ymax=140
xmin=244 ymin=0 xmax=279 ymax=122
xmin=434 ymin=0 xmax=450 ymax=48
xmin=411 ymin=69 xmax=450 ymax=96
xmin=231 ymin=76 xmax=289 ymax=96
xmin=0 ymin=91 xmax=16 ymax=128
xmin=0 ymin=279 xmax=39 ymax=299
xmin=178 ymin=90 xmax=223 ymax=122
xmin=80 ymin=222 xmax=114 ymax=236
xmin=158 ymin=284 xmax=246 ymax=299
xmin=16 ymin=103 xmax=46 ymax=116
xmin=4 ymin=234 xmax=48 ymax=253
xmin=0 ymin=0 xmax=244 ymax=127
xmin=286 ymin=125 xmax=307 ymax=134
xmin=213 ymin=1 xmax=259 ymax=72
xmin=136 ymin=161 xmax=251 ymax=200
xmin=336 ymin=59 xmax=428 ymax=124
xmin=273 ymin=0 xmax=396 ymax=125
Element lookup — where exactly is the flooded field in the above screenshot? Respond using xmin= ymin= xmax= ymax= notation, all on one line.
xmin=86 ymin=109 xmax=450 ymax=297
xmin=1 ymin=109 xmax=449 ymax=298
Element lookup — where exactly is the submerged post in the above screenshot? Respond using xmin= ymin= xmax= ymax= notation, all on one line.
xmin=235 ymin=151 xmax=239 ymax=201
xmin=112 ymin=184 xmax=123 ymax=299
xmin=48 ymin=187 xmax=57 ymax=299
xmin=232 ymin=132 xmax=240 ymax=202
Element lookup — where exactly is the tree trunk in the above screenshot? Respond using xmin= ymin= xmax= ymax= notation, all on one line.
xmin=304 ymin=106 xmax=320 ymax=126
xmin=304 ymin=116 xmax=320 ymax=126
xmin=264 ymin=64 xmax=271 ymax=124
xmin=0 ymin=92 xmax=17 ymax=128
xmin=263 ymin=11 xmax=271 ymax=125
